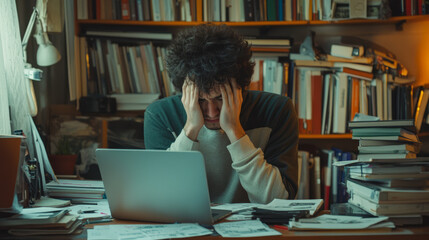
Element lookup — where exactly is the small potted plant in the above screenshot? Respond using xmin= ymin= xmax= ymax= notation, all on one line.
xmin=49 ymin=136 xmax=78 ymax=175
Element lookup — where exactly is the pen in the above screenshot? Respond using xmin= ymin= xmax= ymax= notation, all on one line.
xmin=273 ymin=225 xmax=288 ymax=231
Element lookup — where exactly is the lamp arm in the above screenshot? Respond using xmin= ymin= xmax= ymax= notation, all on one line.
xmin=22 ymin=8 xmax=39 ymax=62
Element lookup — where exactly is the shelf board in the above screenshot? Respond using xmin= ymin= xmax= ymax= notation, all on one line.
xmin=76 ymin=15 xmax=429 ymax=28
xmin=299 ymin=134 xmax=353 ymax=139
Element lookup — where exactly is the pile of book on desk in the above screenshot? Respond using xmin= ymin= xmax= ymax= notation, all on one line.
xmin=46 ymin=179 xmax=105 ymax=204
xmin=0 ymin=207 xmax=83 ymax=236
xmin=334 ymin=119 xmax=429 ymax=225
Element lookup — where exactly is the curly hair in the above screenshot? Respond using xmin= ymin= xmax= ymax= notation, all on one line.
xmin=166 ymin=24 xmax=254 ymax=94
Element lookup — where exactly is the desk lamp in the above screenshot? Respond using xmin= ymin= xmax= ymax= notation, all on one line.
xmin=21 ymin=4 xmax=61 ymax=116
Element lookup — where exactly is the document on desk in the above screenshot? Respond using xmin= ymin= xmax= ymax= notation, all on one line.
xmin=211 ymin=203 xmax=264 ymax=213
xmin=258 ymin=198 xmax=324 ymax=216
xmin=289 ymin=215 xmax=394 ymax=230
xmin=87 ymin=223 xmax=212 ymax=240
xmin=213 ymin=220 xmax=281 ymax=238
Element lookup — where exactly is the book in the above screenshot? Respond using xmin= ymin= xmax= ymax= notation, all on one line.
xmin=357 ymin=152 xmax=417 ymax=161
xmin=349 ymin=120 xmax=416 ymax=130
xmin=245 ymin=38 xmax=291 ymax=47
xmin=339 ymin=67 xmax=374 ymax=81
xmin=371 ymin=179 xmax=429 ymax=189
xmin=8 ymin=218 xmax=83 ymax=236
xmin=347 ymin=164 xmax=426 ymax=175
xmin=351 ymin=127 xmax=418 ymax=142
xmin=0 ymin=209 xmax=69 ymax=227
xmin=326 ymin=54 xmax=373 ymax=64
xmin=347 ymin=179 xmax=429 ymax=203
xmin=4 ymin=214 xmax=79 ymax=229
xmin=414 ymin=88 xmax=429 ymax=132
xmin=348 ymin=193 xmax=429 ymax=216
xmin=333 ymin=62 xmax=373 ymax=73
xmin=352 ymin=135 xmax=419 ymax=142
xmin=332 ymin=72 xmax=348 ymax=133
xmin=349 ymin=172 xmax=429 ymax=181
xmin=331 ymin=43 xmax=365 ymax=58
xmin=358 ymin=143 xmax=419 ymax=154
xmin=334 ymin=157 xmax=429 ymax=166
xmin=358 ymin=139 xmax=421 ymax=147
xmin=294 ymin=60 xmax=334 ymax=68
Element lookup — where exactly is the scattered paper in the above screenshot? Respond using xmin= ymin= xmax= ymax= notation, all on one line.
xmin=213 ymin=220 xmax=281 ymax=238
xmin=87 ymin=223 xmax=212 ymax=240
xmin=211 ymin=203 xmax=263 ymax=213
xmin=289 ymin=215 xmax=392 ymax=230
xmin=226 ymin=210 xmax=253 ymax=221
xmin=65 ymin=201 xmax=111 ymax=220
xmin=258 ymin=199 xmax=324 ymax=215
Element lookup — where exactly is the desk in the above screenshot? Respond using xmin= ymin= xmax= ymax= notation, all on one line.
xmin=1 ymin=218 xmax=428 ymax=239
xmin=76 ymin=218 xmax=429 ymax=240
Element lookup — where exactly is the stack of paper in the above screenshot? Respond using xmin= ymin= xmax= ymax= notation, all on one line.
xmin=212 ymin=199 xmax=324 ymax=224
xmin=289 ymin=214 xmax=394 ymax=231
xmin=0 ymin=207 xmax=83 ymax=236
xmin=46 ymin=179 xmax=105 ymax=203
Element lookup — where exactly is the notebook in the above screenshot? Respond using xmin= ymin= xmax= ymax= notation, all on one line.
xmin=95 ymin=149 xmax=231 ymax=225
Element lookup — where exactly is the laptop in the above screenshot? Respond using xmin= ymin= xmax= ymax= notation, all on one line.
xmin=96 ymin=149 xmax=231 ymax=225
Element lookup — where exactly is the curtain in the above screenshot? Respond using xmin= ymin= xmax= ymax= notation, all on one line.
xmin=0 ymin=0 xmax=34 ymax=155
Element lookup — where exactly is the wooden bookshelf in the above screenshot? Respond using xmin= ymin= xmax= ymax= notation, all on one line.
xmin=299 ymin=134 xmax=352 ymax=139
xmin=76 ymin=15 xmax=429 ymax=28
xmin=74 ymin=3 xmax=429 ymax=141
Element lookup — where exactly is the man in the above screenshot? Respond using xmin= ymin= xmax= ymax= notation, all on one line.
xmin=144 ymin=24 xmax=298 ymax=204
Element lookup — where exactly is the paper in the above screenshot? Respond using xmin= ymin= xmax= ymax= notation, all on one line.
xmin=211 ymin=203 xmax=263 ymax=213
xmin=213 ymin=220 xmax=281 ymax=238
xmin=226 ymin=210 xmax=253 ymax=221
xmin=289 ymin=215 xmax=392 ymax=230
xmin=87 ymin=223 xmax=212 ymax=240
xmin=258 ymin=199 xmax=324 ymax=215
xmin=66 ymin=200 xmax=111 ymax=220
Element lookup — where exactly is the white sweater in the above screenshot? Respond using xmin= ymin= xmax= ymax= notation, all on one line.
xmin=168 ymin=126 xmax=288 ymax=204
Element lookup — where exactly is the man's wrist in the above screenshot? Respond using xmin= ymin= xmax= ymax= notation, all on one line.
xmin=183 ymin=123 xmax=201 ymax=141
xmin=225 ymin=127 xmax=246 ymax=143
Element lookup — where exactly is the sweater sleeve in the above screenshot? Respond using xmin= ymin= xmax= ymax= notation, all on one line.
xmin=227 ymin=135 xmax=289 ymax=203
xmin=237 ymin=92 xmax=299 ymax=203
xmin=167 ymin=130 xmax=200 ymax=151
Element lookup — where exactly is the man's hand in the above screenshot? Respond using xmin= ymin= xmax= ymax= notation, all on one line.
xmin=182 ymin=79 xmax=204 ymax=141
xmin=220 ymin=79 xmax=246 ymax=142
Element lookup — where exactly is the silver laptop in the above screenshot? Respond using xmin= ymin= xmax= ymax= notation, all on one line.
xmin=96 ymin=149 xmax=230 ymax=225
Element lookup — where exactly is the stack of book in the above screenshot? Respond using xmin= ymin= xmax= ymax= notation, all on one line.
xmin=0 ymin=208 xmax=82 ymax=236
xmin=349 ymin=119 xmax=420 ymax=162
xmin=46 ymin=179 xmax=105 ymax=204
xmin=337 ymin=119 xmax=429 ymax=225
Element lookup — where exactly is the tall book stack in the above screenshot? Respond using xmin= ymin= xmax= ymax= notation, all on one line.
xmin=337 ymin=120 xmax=429 ymax=224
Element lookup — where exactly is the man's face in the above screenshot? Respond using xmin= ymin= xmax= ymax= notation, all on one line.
xmin=199 ymin=86 xmax=223 ymax=130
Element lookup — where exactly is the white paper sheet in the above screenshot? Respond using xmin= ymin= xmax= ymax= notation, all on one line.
xmin=259 ymin=199 xmax=324 ymax=215
xmin=213 ymin=220 xmax=281 ymax=238
xmin=87 ymin=223 xmax=212 ymax=240
xmin=289 ymin=215 xmax=391 ymax=230
xmin=211 ymin=203 xmax=263 ymax=213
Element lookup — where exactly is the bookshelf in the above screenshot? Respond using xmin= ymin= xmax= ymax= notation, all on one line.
xmin=73 ymin=2 xmax=429 ymax=142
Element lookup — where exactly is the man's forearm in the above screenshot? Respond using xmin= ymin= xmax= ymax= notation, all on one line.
xmin=227 ymin=135 xmax=289 ymax=204
xmin=167 ymin=129 xmax=200 ymax=151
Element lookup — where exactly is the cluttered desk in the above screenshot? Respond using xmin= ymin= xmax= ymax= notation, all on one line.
xmin=2 ymin=138 xmax=429 ymax=239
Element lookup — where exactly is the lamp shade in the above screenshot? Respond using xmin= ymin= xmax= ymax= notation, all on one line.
xmin=34 ymin=32 xmax=61 ymax=66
